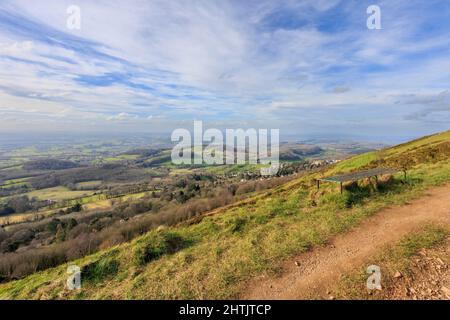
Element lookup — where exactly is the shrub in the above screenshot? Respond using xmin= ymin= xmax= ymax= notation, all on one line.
xmin=82 ymin=253 xmax=119 ymax=284
xmin=0 ymin=229 xmax=7 ymax=243
xmin=6 ymin=195 xmax=31 ymax=214
xmin=98 ymin=231 xmax=125 ymax=250
xmin=226 ymin=217 xmax=247 ymax=233
xmin=343 ymin=183 xmax=372 ymax=208
xmin=66 ymin=218 xmax=78 ymax=231
xmin=55 ymin=224 xmax=66 ymax=243
xmin=66 ymin=223 xmax=90 ymax=240
xmin=133 ymin=231 xmax=190 ymax=266
xmin=47 ymin=219 xmax=62 ymax=233
xmin=70 ymin=203 xmax=82 ymax=213
xmin=0 ymin=229 xmax=35 ymax=253
xmin=0 ymin=206 xmax=15 ymax=216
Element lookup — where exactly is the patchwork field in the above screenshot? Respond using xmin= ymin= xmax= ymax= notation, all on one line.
xmin=25 ymin=187 xmax=96 ymax=201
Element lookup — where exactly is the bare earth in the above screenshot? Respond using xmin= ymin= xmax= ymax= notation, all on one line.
xmin=243 ymin=184 xmax=450 ymax=299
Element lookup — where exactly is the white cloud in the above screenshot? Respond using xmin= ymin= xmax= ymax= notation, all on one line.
xmin=106 ymin=112 xmax=136 ymax=121
xmin=0 ymin=0 xmax=449 ymax=138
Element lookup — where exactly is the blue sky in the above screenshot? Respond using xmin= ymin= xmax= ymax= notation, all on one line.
xmin=0 ymin=0 xmax=450 ymax=142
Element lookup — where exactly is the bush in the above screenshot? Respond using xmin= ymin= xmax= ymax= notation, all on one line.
xmin=98 ymin=231 xmax=125 ymax=250
xmin=0 ymin=229 xmax=7 ymax=243
xmin=66 ymin=218 xmax=78 ymax=231
xmin=0 ymin=206 xmax=15 ymax=216
xmin=133 ymin=231 xmax=190 ymax=266
xmin=0 ymin=245 xmax=68 ymax=280
xmin=226 ymin=217 xmax=247 ymax=233
xmin=70 ymin=203 xmax=82 ymax=213
xmin=82 ymin=253 xmax=119 ymax=284
xmin=47 ymin=219 xmax=62 ymax=233
xmin=343 ymin=175 xmax=399 ymax=207
xmin=0 ymin=229 xmax=35 ymax=253
xmin=66 ymin=223 xmax=90 ymax=240
xmin=0 ymin=239 xmax=19 ymax=253
xmin=5 ymin=195 xmax=30 ymax=214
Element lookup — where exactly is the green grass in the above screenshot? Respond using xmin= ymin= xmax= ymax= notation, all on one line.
xmin=103 ymin=154 xmax=139 ymax=163
xmin=74 ymin=181 xmax=102 ymax=188
xmin=132 ymin=230 xmax=193 ymax=267
xmin=329 ymin=151 xmax=379 ymax=174
xmin=82 ymin=251 xmax=120 ymax=285
xmin=2 ymin=177 xmax=30 ymax=185
xmin=0 ymin=130 xmax=449 ymax=299
xmin=204 ymin=164 xmax=263 ymax=175
xmin=0 ymin=177 xmax=31 ymax=189
xmin=169 ymin=168 xmax=194 ymax=176
xmin=81 ymin=192 xmax=148 ymax=210
xmin=386 ymin=130 xmax=450 ymax=156
xmin=65 ymin=194 xmax=104 ymax=207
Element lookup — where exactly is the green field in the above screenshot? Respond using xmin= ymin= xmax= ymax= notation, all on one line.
xmin=0 ymin=177 xmax=31 ymax=189
xmin=103 ymin=154 xmax=140 ymax=163
xmin=26 ymin=187 xmax=96 ymax=201
xmin=204 ymin=164 xmax=263 ymax=175
xmin=75 ymin=181 xmax=102 ymax=188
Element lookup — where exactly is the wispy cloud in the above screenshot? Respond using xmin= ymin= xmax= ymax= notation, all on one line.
xmin=0 ymin=0 xmax=449 ymax=140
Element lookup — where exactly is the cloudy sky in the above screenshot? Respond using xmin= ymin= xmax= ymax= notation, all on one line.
xmin=0 ymin=0 xmax=449 ymax=142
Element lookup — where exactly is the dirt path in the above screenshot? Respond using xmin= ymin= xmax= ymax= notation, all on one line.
xmin=243 ymin=184 xmax=450 ymax=299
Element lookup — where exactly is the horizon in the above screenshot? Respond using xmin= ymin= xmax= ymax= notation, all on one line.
xmin=1 ymin=127 xmax=444 ymax=147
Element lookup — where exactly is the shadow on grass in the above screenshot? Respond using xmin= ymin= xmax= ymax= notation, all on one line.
xmin=82 ymin=250 xmax=120 ymax=284
xmin=343 ymin=176 xmax=423 ymax=208
xmin=133 ymin=231 xmax=195 ymax=267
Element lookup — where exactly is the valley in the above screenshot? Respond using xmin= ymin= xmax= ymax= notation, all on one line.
xmin=0 ymin=135 xmax=368 ymax=283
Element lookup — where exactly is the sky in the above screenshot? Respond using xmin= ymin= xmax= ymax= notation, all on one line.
xmin=0 ymin=0 xmax=450 ymax=143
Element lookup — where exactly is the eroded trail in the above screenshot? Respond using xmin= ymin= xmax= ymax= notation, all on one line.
xmin=243 ymin=184 xmax=450 ymax=299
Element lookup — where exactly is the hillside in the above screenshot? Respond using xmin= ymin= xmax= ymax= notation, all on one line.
xmin=244 ymin=185 xmax=450 ymax=299
xmin=0 ymin=130 xmax=449 ymax=299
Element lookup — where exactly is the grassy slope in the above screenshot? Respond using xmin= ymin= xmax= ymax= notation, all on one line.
xmin=336 ymin=225 xmax=450 ymax=299
xmin=0 ymin=130 xmax=449 ymax=299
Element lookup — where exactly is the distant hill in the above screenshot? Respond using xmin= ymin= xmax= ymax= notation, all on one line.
xmin=279 ymin=143 xmax=324 ymax=160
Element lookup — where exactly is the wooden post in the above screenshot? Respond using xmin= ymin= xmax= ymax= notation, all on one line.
xmin=317 ymin=179 xmax=320 ymax=190
xmin=403 ymin=170 xmax=407 ymax=180
xmin=340 ymin=182 xmax=343 ymax=194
